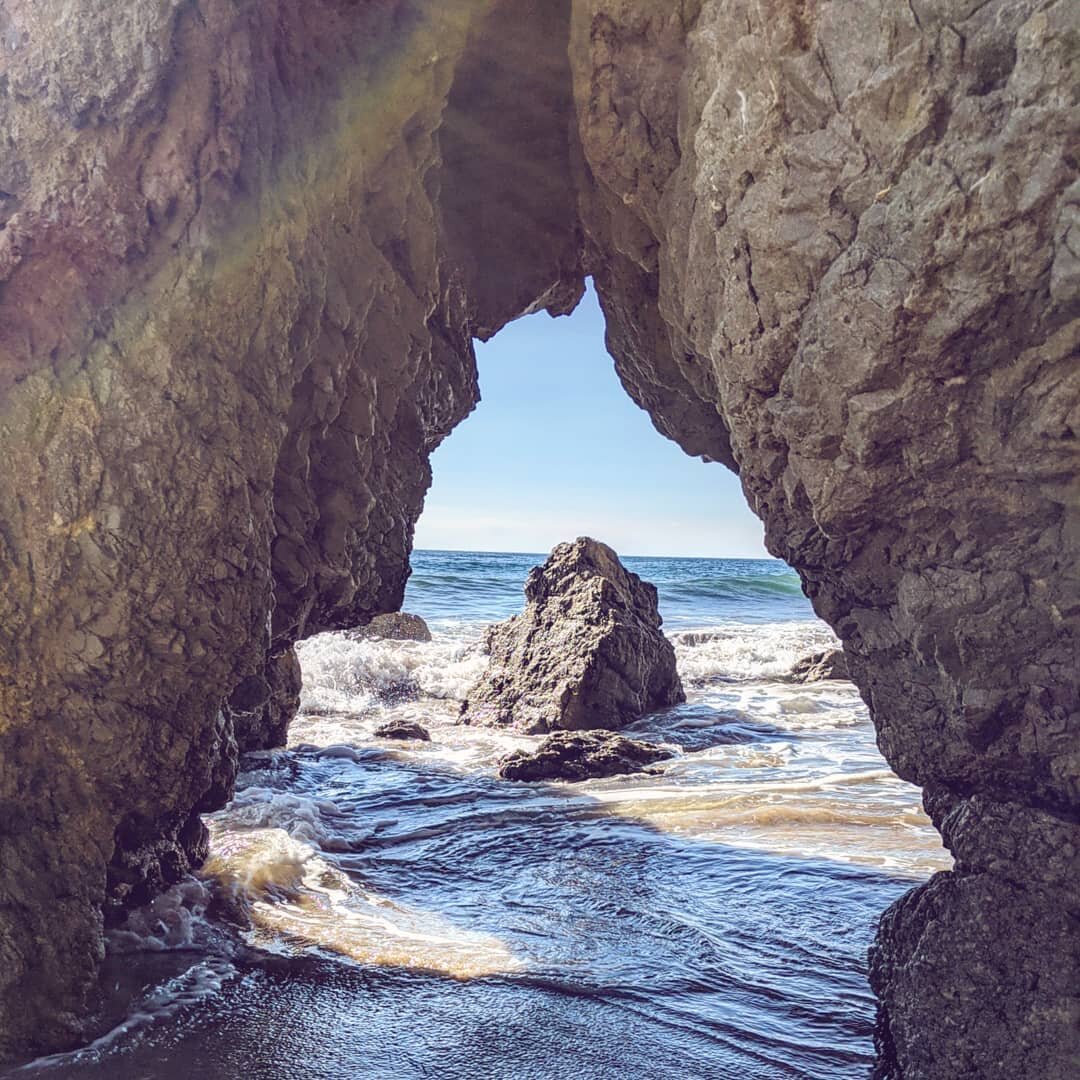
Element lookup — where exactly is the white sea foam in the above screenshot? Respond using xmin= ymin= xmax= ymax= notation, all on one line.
xmin=202 ymin=827 xmax=520 ymax=977
xmin=213 ymin=785 xmax=338 ymax=846
xmin=670 ymin=620 xmax=839 ymax=683
xmin=106 ymin=877 xmax=215 ymax=954
xmin=19 ymin=959 xmax=235 ymax=1073
xmin=280 ymin=615 xmax=938 ymax=879
xmin=296 ymin=626 xmax=489 ymax=716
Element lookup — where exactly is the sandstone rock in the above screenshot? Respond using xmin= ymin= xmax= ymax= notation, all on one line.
xmin=460 ymin=538 xmax=685 ymax=733
xmin=373 ymin=720 xmax=431 ymax=742
xmin=346 ymin=613 xmax=432 ymax=643
xmin=788 ymin=649 xmax=849 ymax=683
xmin=498 ymin=731 xmax=672 ymax=782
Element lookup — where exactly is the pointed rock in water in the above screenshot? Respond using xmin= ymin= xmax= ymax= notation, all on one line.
xmin=498 ymin=730 xmax=673 ymax=782
xmin=460 ymin=538 xmax=685 ymax=733
xmin=346 ymin=612 xmax=432 ymax=643
xmin=373 ymin=720 xmax=431 ymax=742
xmin=789 ymin=648 xmax=849 ymax=683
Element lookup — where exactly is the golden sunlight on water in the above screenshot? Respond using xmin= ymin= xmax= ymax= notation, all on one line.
xmin=585 ymin=772 xmax=951 ymax=876
xmin=203 ymin=827 xmax=521 ymax=979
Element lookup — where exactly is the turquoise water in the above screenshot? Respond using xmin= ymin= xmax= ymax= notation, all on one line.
xmin=10 ymin=550 xmax=948 ymax=1079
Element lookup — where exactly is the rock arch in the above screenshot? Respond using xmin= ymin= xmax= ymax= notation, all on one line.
xmin=0 ymin=1 xmax=1076 ymax=1075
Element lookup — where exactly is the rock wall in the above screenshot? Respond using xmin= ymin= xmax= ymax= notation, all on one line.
xmin=0 ymin=0 xmax=581 ymax=1054
xmin=0 ymin=0 xmax=1076 ymax=1074
xmin=570 ymin=3 xmax=1079 ymax=1076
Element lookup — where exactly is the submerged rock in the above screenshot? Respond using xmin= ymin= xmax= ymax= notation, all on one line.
xmin=498 ymin=731 xmax=672 ymax=782
xmin=788 ymin=649 xmax=849 ymax=683
xmin=460 ymin=538 xmax=685 ymax=733
xmin=346 ymin=613 xmax=432 ymax=643
xmin=373 ymin=720 xmax=431 ymax=742
xmin=669 ymin=630 xmax=724 ymax=647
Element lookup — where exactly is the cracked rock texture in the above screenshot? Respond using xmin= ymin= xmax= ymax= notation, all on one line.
xmin=460 ymin=538 xmax=685 ymax=732
xmin=0 ymin=0 xmax=1076 ymax=1074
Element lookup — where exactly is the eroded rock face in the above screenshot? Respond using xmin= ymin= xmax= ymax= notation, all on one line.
xmin=0 ymin=0 xmax=1076 ymax=1072
xmin=0 ymin=0 xmax=581 ymax=1055
xmin=460 ymin=538 xmax=685 ymax=732
xmin=498 ymin=730 xmax=673 ymax=782
xmin=569 ymin=2 xmax=1079 ymax=1076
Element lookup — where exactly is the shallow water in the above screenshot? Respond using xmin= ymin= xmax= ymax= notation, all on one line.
xmin=9 ymin=552 xmax=950 ymax=1079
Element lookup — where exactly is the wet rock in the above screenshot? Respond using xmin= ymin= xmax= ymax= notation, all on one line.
xmin=788 ymin=649 xmax=849 ymax=683
xmin=868 ymin=791 xmax=1080 ymax=1079
xmin=668 ymin=630 xmax=724 ymax=647
xmin=498 ymin=731 xmax=673 ymax=783
xmin=375 ymin=682 xmax=422 ymax=706
xmin=104 ymin=812 xmax=210 ymax=927
xmin=460 ymin=538 xmax=685 ymax=733
xmin=373 ymin=720 xmax=431 ymax=742
xmin=870 ymin=866 xmax=1080 ymax=1080
xmin=346 ymin=613 xmax=432 ymax=643
xmin=228 ymin=647 xmax=303 ymax=752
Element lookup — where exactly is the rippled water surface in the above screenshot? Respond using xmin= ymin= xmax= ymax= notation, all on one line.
xmin=10 ymin=551 xmax=949 ymax=1079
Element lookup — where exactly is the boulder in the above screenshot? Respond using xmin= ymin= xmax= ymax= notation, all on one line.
xmin=498 ymin=731 xmax=673 ymax=783
xmin=373 ymin=720 xmax=431 ymax=742
xmin=789 ymin=649 xmax=849 ymax=683
xmin=460 ymin=538 xmax=685 ymax=733
xmin=346 ymin=612 xmax=432 ymax=643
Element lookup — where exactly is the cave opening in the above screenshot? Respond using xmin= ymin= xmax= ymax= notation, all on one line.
xmin=415 ymin=280 xmax=767 ymax=560
xmin=109 ymin=279 xmax=951 ymax=1080
xmin=200 ymin=282 xmax=953 ymax=1079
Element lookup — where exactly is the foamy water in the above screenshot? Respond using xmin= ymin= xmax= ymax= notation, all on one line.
xmin=9 ymin=552 xmax=950 ymax=1079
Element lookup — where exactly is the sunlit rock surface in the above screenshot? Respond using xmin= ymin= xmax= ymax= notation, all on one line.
xmin=0 ymin=0 xmax=1076 ymax=1073
xmin=461 ymin=538 xmax=685 ymax=732
xmin=788 ymin=649 xmax=849 ymax=683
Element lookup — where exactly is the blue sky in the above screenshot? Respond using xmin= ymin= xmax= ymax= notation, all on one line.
xmin=413 ymin=282 xmax=769 ymax=559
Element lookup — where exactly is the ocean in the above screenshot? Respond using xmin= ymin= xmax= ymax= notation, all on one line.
xmin=12 ymin=550 xmax=949 ymax=1079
